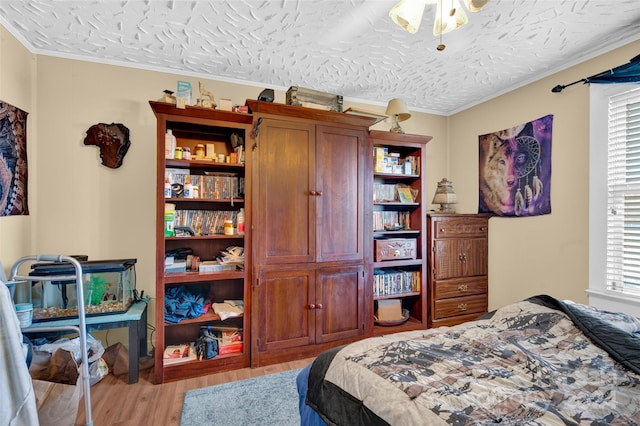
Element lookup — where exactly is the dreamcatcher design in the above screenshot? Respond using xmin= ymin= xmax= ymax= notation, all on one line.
xmin=513 ymin=135 xmax=543 ymax=216
xmin=479 ymin=114 xmax=553 ymax=217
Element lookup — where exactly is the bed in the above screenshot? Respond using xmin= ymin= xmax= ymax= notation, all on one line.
xmin=297 ymin=295 xmax=640 ymax=425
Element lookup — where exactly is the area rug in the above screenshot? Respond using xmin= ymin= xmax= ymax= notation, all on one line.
xmin=180 ymin=368 xmax=302 ymax=426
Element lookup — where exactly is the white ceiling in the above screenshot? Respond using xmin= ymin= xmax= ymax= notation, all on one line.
xmin=1 ymin=0 xmax=639 ymax=115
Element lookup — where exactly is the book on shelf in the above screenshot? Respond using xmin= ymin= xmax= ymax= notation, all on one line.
xmin=167 ymin=170 xmax=245 ymax=200
xmin=373 ymin=211 xmax=411 ymax=231
xmin=397 ymin=186 xmax=414 ymax=203
xmin=373 ymin=270 xmax=421 ymax=297
xmin=174 ymin=209 xmax=237 ymax=235
xmin=198 ymin=260 xmax=237 ymax=273
xmin=163 ymin=342 xmax=197 ymax=365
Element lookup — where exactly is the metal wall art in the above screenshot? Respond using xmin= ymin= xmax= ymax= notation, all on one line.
xmin=83 ymin=123 xmax=131 ymax=169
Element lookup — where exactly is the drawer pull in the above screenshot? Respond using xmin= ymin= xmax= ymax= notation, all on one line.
xmin=309 ymin=304 xmax=316 ymax=310
xmin=458 ymin=284 xmax=468 ymax=292
xmin=440 ymin=228 xmax=445 ymax=232
xmin=394 ymin=249 xmax=401 ymax=257
xmin=458 ymin=303 xmax=468 ymax=312
xmin=480 ymin=227 xmax=486 ymax=231
xmin=316 ymin=304 xmax=323 ymax=310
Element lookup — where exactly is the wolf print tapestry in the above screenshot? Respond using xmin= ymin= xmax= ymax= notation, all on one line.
xmin=479 ymin=114 xmax=552 ymax=217
xmin=0 ymin=101 xmax=29 ymax=216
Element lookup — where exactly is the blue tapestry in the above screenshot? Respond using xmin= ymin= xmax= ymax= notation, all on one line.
xmin=0 ymin=101 xmax=29 ymax=216
xmin=479 ymin=114 xmax=553 ymax=217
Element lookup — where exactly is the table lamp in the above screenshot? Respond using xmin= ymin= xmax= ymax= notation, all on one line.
xmin=385 ymin=98 xmax=411 ymax=133
xmin=432 ymin=178 xmax=458 ymax=212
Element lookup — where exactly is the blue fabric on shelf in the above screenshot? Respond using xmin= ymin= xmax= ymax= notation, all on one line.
xmin=164 ymin=286 xmax=204 ymax=324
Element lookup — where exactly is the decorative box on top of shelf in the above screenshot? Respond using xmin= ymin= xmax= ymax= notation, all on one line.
xmin=150 ymin=100 xmax=252 ymax=384
xmin=369 ymin=130 xmax=432 ymax=335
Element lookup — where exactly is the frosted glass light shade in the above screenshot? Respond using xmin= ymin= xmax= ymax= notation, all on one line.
xmin=463 ymin=0 xmax=490 ymax=12
xmin=433 ymin=0 xmax=468 ymax=35
xmin=389 ymin=0 xmax=428 ymax=34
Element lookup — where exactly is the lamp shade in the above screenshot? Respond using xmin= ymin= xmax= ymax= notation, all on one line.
xmin=389 ymin=0 xmax=427 ymax=34
xmin=385 ymin=98 xmax=411 ymax=123
xmin=433 ymin=0 xmax=469 ymax=35
xmin=432 ymin=178 xmax=458 ymax=212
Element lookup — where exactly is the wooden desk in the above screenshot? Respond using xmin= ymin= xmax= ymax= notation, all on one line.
xmin=23 ymin=300 xmax=149 ymax=384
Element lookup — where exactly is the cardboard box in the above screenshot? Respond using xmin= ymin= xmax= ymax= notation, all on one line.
xmin=219 ymin=98 xmax=233 ymax=111
xmin=376 ymin=299 xmax=402 ymax=321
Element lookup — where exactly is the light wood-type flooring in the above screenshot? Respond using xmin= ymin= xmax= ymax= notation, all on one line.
xmin=73 ymin=357 xmax=315 ymax=426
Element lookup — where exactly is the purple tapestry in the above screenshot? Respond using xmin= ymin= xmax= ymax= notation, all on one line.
xmin=479 ymin=114 xmax=552 ymax=217
xmin=0 ymin=101 xmax=29 ymax=216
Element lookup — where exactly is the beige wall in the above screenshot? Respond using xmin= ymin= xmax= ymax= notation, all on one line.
xmin=0 ymin=26 xmax=35 ymax=269
xmin=0 ymin=26 xmax=446 ymax=335
xmin=3 ymin=21 xmax=639 ymax=339
xmin=450 ymin=39 xmax=640 ymax=309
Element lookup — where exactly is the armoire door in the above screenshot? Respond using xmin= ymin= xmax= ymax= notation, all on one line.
xmin=256 ymin=119 xmax=316 ymax=265
xmin=315 ymin=125 xmax=367 ymax=263
xmin=256 ymin=268 xmax=315 ymax=352
xmin=315 ymin=265 xmax=365 ymax=344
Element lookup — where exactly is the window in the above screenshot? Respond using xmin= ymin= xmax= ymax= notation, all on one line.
xmin=589 ymin=84 xmax=640 ymax=317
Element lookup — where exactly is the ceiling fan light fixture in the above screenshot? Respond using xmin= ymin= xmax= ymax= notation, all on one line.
xmin=463 ymin=0 xmax=490 ymax=13
xmin=433 ymin=0 xmax=469 ymax=35
xmin=389 ymin=0 xmax=428 ymax=34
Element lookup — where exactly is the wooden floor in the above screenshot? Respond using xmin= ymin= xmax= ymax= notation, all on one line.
xmin=74 ymin=357 xmax=315 ymax=426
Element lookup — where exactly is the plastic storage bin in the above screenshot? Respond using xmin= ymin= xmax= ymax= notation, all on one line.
xmin=28 ymin=258 xmax=137 ymax=321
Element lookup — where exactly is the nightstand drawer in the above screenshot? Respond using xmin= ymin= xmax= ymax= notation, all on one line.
xmin=433 ymin=294 xmax=487 ymax=320
xmin=434 ymin=277 xmax=487 ymax=300
xmin=433 ymin=217 xmax=488 ymax=239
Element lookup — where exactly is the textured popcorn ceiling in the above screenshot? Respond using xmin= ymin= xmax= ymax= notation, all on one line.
xmin=1 ymin=0 xmax=640 ymax=115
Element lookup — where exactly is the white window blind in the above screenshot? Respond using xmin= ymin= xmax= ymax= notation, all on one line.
xmin=607 ymin=86 xmax=640 ymax=296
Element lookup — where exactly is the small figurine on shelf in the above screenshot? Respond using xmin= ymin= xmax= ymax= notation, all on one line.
xmin=159 ymin=89 xmax=176 ymax=104
xmin=197 ymin=81 xmax=217 ymax=109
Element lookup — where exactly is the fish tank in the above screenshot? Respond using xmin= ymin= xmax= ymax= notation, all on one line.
xmin=28 ymin=258 xmax=137 ymax=322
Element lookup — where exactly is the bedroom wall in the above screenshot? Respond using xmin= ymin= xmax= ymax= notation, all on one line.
xmin=449 ymin=39 xmax=640 ymax=310
xmin=0 ymin=23 xmax=448 ymax=344
xmin=5 ymin=20 xmax=637 ymax=345
xmin=0 ymin=26 xmax=35 ymax=270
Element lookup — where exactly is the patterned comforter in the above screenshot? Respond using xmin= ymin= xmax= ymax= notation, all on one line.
xmin=305 ymin=295 xmax=640 ymax=425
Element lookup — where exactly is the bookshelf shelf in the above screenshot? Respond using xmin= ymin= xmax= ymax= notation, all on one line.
xmin=374 ymin=202 xmax=419 ymax=207
xmin=165 ymin=197 xmax=245 ymax=204
xmin=165 ymin=158 xmax=245 ymax=170
xmin=164 ymin=309 xmax=244 ymax=326
xmin=165 ymin=235 xmax=244 ymax=241
xmin=152 ymin=101 xmax=251 ymax=383
xmin=373 ymin=230 xmax=420 ymax=236
xmin=374 ymin=291 xmax=421 ymax=300
xmin=369 ymin=130 xmax=432 ymax=334
xmin=373 ymin=258 xmax=423 ymax=268
xmin=164 ymin=270 xmax=245 ymax=284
